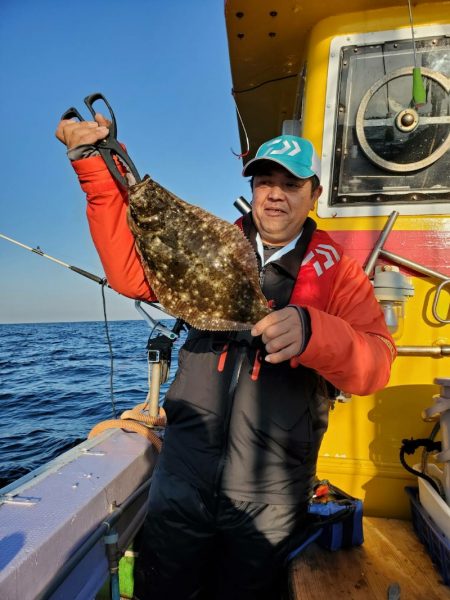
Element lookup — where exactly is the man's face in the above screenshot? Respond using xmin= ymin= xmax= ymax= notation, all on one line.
xmin=251 ymin=165 xmax=322 ymax=246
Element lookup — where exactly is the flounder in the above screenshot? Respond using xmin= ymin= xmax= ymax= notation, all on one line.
xmin=127 ymin=176 xmax=270 ymax=330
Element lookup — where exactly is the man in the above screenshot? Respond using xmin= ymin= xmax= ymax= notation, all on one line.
xmin=56 ymin=118 xmax=395 ymax=599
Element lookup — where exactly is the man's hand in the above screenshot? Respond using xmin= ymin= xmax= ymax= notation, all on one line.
xmin=55 ymin=113 xmax=111 ymax=149
xmin=251 ymin=306 xmax=304 ymax=364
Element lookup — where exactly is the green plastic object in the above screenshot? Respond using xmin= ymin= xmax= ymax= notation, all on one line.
xmin=119 ymin=554 xmax=135 ymax=599
xmin=95 ymin=552 xmax=135 ymax=599
xmin=412 ymin=67 xmax=427 ymax=106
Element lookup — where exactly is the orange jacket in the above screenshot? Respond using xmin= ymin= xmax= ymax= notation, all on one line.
xmin=73 ymin=156 xmax=395 ymax=396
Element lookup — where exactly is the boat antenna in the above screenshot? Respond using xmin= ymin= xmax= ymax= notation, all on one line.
xmin=407 ymin=0 xmax=426 ymax=107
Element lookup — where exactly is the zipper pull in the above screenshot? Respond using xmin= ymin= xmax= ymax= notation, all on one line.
xmin=259 ymin=266 xmax=266 ymax=288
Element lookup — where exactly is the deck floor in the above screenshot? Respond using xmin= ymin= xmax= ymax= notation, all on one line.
xmin=288 ymin=516 xmax=450 ymax=600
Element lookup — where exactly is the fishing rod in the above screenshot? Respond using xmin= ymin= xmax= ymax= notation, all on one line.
xmin=0 ymin=232 xmax=109 ymax=286
xmin=0 ymin=232 xmax=177 ymax=339
xmin=1 ymin=230 xmax=181 ymax=422
xmin=1 ymin=231 xmax=120 ymax=418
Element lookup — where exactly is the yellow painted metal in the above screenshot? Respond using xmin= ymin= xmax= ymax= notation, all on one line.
xmin=319 ymin=278 xmax=449 ymax=518
xmin=226 ymin=1 xmax=450 ymax=518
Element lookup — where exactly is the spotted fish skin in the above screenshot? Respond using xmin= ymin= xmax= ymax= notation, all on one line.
xmin=127 ymin=177 xmax=270 ymax=331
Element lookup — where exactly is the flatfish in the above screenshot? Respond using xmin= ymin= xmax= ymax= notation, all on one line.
xmin=127 ymin=176 xmax=270 ymax=331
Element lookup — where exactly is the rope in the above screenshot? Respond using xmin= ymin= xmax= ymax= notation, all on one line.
xmin=231 ymin=91 xmax=250 ymax=158
xmin=88 ymin=405 xmax=167 ymax=452
xmin=121 ymin=405 xmax=166 ymax=427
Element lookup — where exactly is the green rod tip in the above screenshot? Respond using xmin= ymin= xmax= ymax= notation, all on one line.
xmin=412 ymin=67 xmax=426 ymax=106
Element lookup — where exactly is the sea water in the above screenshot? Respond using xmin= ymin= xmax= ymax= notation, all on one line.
xmin=0 ymin=320 xmax=185 ymax=488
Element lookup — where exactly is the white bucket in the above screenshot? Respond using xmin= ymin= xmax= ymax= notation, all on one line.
xmin=414 ymin=463 xmax=450 ymax=539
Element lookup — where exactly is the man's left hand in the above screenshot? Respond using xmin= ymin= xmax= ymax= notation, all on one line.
xmin=251 ymin=307 xmax=303 ymax=364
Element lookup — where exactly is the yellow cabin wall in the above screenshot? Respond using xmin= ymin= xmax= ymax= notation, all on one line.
xmin=318 ymin=278 xmax=448 ymax=517
xmin=300 ymin=3 xmax=450 ymax=518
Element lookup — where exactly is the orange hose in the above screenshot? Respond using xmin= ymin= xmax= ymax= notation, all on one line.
xmin=121 ymin=406 xmax=166 ymax=427
xmin=88 ymin=405 xmax=166 ymax=452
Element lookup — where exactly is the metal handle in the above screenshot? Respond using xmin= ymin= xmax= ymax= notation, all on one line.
xmin=234 ymin=196 xmax=252 ymax=215
xmin=148 ymin=363 xmax=162 ymax=418
xmin=364 ymin=211 xmax=399 ymax=276
xmin=432 ymin=278 xmax=450 ymax=324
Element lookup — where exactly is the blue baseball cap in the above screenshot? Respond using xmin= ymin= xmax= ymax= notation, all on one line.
xmin=242 ymin=135 xmax=321 ymax=182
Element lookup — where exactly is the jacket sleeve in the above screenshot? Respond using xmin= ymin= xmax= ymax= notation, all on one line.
xmin=294 ymin=255 xmax=396 ymax=395
xmin=72 ymin=156 xmax=157 ymax=302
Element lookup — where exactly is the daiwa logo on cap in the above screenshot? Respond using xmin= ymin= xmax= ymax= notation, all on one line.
xmin=242 ymin=134 xmax=321 ymax=181
xmin=262 ymin=138 xmax=302 ymax=157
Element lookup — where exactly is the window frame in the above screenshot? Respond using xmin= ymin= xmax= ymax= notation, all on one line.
xmin=318 ymin=25 xmax=450 ymax=218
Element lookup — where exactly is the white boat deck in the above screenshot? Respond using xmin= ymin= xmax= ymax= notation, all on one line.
xmin=0 ymin=429 xmax=157 ymax=600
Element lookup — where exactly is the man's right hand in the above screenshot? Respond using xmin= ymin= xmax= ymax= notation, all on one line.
xmin=55 ymin=113 xmax=111 ymax=149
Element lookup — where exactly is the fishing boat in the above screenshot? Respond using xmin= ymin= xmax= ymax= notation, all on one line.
xmin=225 ymin=0 xmax=450 ymax=597
xmin=1 ymin=1 xmax=449 ymax=599
xmin=0 ymin=297 xmax=175 ymax=599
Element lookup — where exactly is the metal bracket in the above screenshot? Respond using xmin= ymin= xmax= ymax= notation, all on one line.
xmin=134 ymin=301 xmax=177 ymax=340
xmin=0 ymin=494 xmax=41 ymax=507
xmin=387 ymin=582 xmax=401 ymax=599
xmin=81 ymin=448 xmax=106 ymax=456
xmin=365 ymin=211 xmax=450 ymax=324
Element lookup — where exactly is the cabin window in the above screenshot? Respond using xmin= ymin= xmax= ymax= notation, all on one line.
xmin=319 ymin=27 xmax=450 ymax=218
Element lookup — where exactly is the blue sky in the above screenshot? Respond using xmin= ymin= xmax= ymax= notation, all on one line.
xmin=0 ymin=0 xmax=248 ymax=323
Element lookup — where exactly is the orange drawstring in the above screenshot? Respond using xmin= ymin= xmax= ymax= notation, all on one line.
xmin=251 ymin=349 xmax=262 ymax=381
xmin=217 ymin=344 xmax=229 ymax=372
